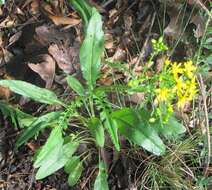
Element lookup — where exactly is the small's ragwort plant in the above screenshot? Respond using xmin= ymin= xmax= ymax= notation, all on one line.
xmin=0 ymin=0 xmax=199 ymax=189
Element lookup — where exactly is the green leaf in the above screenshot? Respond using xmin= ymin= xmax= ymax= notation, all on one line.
xmin=112 ymin=108 xmax=166 ymax=156
xmin=66 ymin=75 xmax=85 ymax=96
xmin=67 ymin=159 xmax=83 ymax=186
xmin=64 ymin=156 xmax=81 ymax=174
xmin=34 ymin=126 xmax=64 ymax=168
xmin=88 ymin=117 xmax=104 ymax=147
xmin=0 ymin=0 xmax=4 ymax=5
xmin=94 ymin=161 xmax=109 ymax=190
xmin=16 ymin=111 xmax=62 ymax=147
xmin=203 ymin=56 xmax=212 ymax=65
xmin=69 ymin=0 xmax=92 ymax=28
xmin=80 ymin=8 xmax=104 ymax=89
xmin=36 ymin=141 xmax=79 ymax=180
xmin=157 ymin=116 xmax=186 ymax=140
xmin=0 ymin=101 xmax=35 ymax=128
xmin=0 ymin=80 xmax=63 ymax=105
xmin=102 ymin=112 xmax=120 ymax=151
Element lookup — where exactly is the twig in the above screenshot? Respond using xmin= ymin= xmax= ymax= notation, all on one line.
xmin=198 ymin=74 xmax=211 ymax=177
xmin=101 ymin=0 xmax=114 ymax=8
xmin=81 ymin=167 xmax=96 ymax=189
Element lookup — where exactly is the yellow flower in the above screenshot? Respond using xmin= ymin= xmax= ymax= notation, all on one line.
xmin=186 ymin=77 xmax=198 ymax=100
xmin=184 ymin=60 xmax=196 ymax=79
xmin=164 ymin=59 xmax=171 ymax=66
xmin=172 ymin=62 xmax=183 ymax=79
xmin=175 ymin=77 xmax=187 ymax=93
xmin=177 ymin=95 xmax=188 ymax=108
xmin=156 ymin=87 xmax=170 ymax=102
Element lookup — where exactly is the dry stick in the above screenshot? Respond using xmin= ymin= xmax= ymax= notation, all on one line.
xmin=101 ymin=0 xmax=114 ymax=8
xmin=198 ymin=74 xmax=211 ymax=177
xmin=81 ymin=167 xmax=96 ymax=189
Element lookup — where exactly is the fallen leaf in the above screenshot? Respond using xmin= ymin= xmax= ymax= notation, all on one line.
xmin=28 ymin=54 xmax=56 ymax=88
xmin=99 ymin=74 xmax=123 ymax=86
xmin=48 ymin=44 xmax=79 ymax=74
xmin=27 ymin=142 xmax=38 ymax=152
xmin=0 ymin=86 xmax=11 ymax=99
xmin=111 ymin=47 xmax=126 ymax=62
xmin=30 ymin=0 xmax=39 ymax=15
xmin=35 ymin=25 xmax=72 ymax=46
xmin=164 ymin=7 xmax=183 ymax=38
xmin=0 ymin=74 xmax=14 ymax=99
xmin=8 ymin=31 xmax=22 ymax=47
xmin=190 ymin=14 xmax=206 ymax=38
xmin=105 ymin=33 xmax=114 ymax=49
xmin=48 ymin=15 xmax=81 ymax=26
xmin=129 ymin=92 xmax=145 ymax=104
xmin=0 ymin=16 xmax=16 ymax=28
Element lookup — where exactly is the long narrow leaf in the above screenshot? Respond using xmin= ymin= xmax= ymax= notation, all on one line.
xmin=0 ymin=101 xmax=35 ymax=128
xmin=69 ymin=0 xmax=92 ymax=28
xmin=16 ymin=111 xmax=61 ymax=147
xmin=67 ymin=160 xmax=83 ymax=186
xmin=94 ymin=161 xmax=109 ymax=190
xmin=66 ymin=75 xmax=85 ymax=96
xmin=36 ymin=141 xmax=79 ymax=180
xmin=88 ymin=117 xmax=105 ymax=147
xmin=34 ymin=126 xmax=64 ymax=168
xmin=0 ymin=80 xmax=63 ymax=105
xmin=80 ymin=8 xmax=104 ymax=89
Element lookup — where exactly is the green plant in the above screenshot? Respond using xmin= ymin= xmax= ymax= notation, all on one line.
xmin=0 ymin=0 xmax=190 ymax=188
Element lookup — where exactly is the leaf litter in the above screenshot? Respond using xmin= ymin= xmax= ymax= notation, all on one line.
xmin=0 ymin=0 xmax=211 ymax=189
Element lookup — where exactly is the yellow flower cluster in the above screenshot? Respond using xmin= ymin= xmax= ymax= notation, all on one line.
xmin=156 ymin=60 xmax=198 ymax=108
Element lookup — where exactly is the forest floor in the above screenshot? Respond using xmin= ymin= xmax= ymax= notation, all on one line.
xmin=0 ymin=0 xmax=211 ymax=189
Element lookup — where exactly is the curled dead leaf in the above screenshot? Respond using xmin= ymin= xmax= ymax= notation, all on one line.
xmin=48 ymin=44 xmax=79 ymax=74
xmin=191 ymin=14 xmax=206 ymax=38
xmin=28 ymin=54 xmax=55 ymax=89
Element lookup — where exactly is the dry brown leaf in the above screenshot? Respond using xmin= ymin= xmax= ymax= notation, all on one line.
xmin=164 ymin=8 xmax=183 ymax=38
xmin=48 ymin=44 xmax=79 ymax=74
xmin=105 ymin=33 xmax=114 ymax=49
xmin=42 ymin=2 xmax=55 ymax=15
xmin=0 ymin=74 xmax=14 ymax=99
xmin=191 ymin=14 xmax=206 ymax=38
xmin=0 ymin=86 xmax=11 ymax=99
xmin=0 ymin=16 xmax=16 ymax=28
xmin=30 ymin=0 xmax=39 ymax=15
xmin=26 ymin=142 xmax=38 ymax=152
xmin=99 ymin=74 xmax=123 ymax=86
xmin=130 ymin=93 xmax=145 ymax=104
xmin=111 ymin=47 xmax=126 ymax=62
xmin=8 ymin=31 xmax=22 ymax=47
xmin=155 ymin=56 xmax=166 ymax=73
xmin=34 ymin=25 xmax=72 ymax=46
xmin=48 ymin=15 xmax=81 ymax=26
xmin=28 ymin=54 xmax=56 ymax=89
